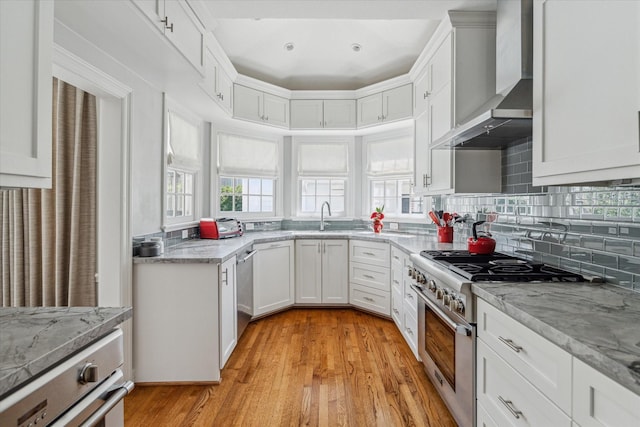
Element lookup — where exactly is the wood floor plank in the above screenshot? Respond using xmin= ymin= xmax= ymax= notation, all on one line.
xmin=125 ymin=308 xmax=457 ymax=427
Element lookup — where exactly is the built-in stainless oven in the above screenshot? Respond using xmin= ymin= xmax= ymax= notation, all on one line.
xmin=0 ymin=329 xmax=133 ymax=427
xmin=409 ymin=252 xmax=476 ymax=427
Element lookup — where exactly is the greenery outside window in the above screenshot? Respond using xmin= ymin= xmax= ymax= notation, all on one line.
xmin=220 ymin=176 xmax=274 ymax=213
xmin=371 ymin=177 xmax=423 ymax=215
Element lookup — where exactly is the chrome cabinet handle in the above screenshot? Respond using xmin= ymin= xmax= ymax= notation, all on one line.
xmin=363 ymin=251 xmax=375 ymax=256
xmin=423 ymin=91 xmax=430 ymax=99
xmin=363 ymin=296 xmax=375 ymax=302
xmin=498 ymin=336 xmax=523 ymax=353
xmin=393 ymin=279 xmax=400 ymax=285
xmin=222 ymin=268 xmax=228 ymax=286
xmin=393 ymin=308 xmax=399 ymax=314
xmin=498 ymin=395 xmax=523 ymax=419
xmin=363 ymin=274 xmax=375 ymax=280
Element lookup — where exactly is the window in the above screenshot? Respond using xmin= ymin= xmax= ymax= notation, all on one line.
xmin=220 ymin=177 xmax=274 ymax=213
xmin=295 ymin=139 xmax=351 ymax=216
xmin=217 ymin=133 xmax=279 ymax=217
xmin=364 ymin=130 xmax=423 ymax=217
xmin=163 ymin=95 xmax=201 ymax=227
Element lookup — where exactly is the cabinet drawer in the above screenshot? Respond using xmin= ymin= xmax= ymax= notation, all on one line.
xmin=350 ymin=240 xmax=390 ymax=266
xmin=477 ymin=340 xmax=571 ymax=426
xmin=403 ymin=287 xmax=418 ymax=318
xmin=391 ymin=246 xmax=406 ymax=266
xmin=476 ymin=299 xmax=572 ymax=413
xmin=350 ymin=262 xmax=390 ymax=291
xmin=402 ymin=308 xmax=418 ymax=355
xmin=573 ymin=357 xmax=640 ymax=427
xmin=350 ymin=283 xmax=390 ymax=316
xmin=391 ymin=285 xmax=403 ymax=328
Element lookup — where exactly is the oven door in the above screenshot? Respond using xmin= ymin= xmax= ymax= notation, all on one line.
xmin=416 ymin=291 xmax=475 ymax=427
xmin=50 ymin=369 xmax=133 ymax=427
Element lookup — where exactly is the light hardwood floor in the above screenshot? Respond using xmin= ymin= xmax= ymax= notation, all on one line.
xmin=124 ymin=308 xmax=456 ymax=426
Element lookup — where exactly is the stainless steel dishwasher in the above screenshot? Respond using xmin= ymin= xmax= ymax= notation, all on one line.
xmin=236 ymin=248 xmax=256 ymax=339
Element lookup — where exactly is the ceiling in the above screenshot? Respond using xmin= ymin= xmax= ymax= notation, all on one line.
xmin=204 ymin=0 xmax=497 ymax=90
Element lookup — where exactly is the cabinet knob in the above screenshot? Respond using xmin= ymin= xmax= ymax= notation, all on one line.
xmin=423 ymin=91 xmax=430 ymax=99
xmin=79 ymin=363 xmax=99 ymax=384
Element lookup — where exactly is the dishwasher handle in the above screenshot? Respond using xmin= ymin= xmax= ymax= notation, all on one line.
xmin=238 ymin=250 xmax=257 ymax=264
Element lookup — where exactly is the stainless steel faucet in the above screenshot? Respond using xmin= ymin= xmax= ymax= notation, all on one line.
xmin=320 ymin=201 xmax=332 ymax=231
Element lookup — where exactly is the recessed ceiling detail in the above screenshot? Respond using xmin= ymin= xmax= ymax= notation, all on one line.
xmin=206 ymin=1 xmax=497 ymax=91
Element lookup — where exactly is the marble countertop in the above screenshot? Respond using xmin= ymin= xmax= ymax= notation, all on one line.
xmin=132 ymin=229 xmax=640 ymax=396
xmin=473 ymin=282 xmax=640 ymax=396
xmin=0 ymin=306 xmax=132 ymax=398
xmin=133 ymin=230 xmax=467 ymax=264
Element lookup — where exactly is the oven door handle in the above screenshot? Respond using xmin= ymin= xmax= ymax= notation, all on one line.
xmin=412 ymin=285 xmax=471 ymax=336
xmin=50 ymin=368 xmax=134 ymax=427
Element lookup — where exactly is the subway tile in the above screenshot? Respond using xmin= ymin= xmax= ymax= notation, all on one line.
xmin=619 ymin=225 xmax=640 ymax=239
xmin=604 ymin=269 xmax=633 ymax=289
xmin=581 ymin=235 xmax=604 ymax=250
xmin=570 ymin=248 xmax=591 ymax=262
xmin=592 ymin=224 xmax=618 ymax=236
xmin=604 ymin=239 xmax=634 ymax=256
xmin=580 ymin=262 xmax=605 ymax=278
xmin=562 ymin=233 xmax=582 ymax=247
xmin=618 ymin=256 xmax=640 ymax=275
xmin=592 ymin=252 xmax=619 ymax=269
xmin=559 ymin=257 xmax=581 ymax=272
xmin=569 ymin=221 xmax=592 ymax=234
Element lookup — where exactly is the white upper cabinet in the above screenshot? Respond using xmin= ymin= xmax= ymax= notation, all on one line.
xmin=290 ymin=99 xmax=356 ymax=129
xmin=0 ymin=0 xmax=53 ymax=188
xmin=357 ymin=84 xmax=413 ymax=128
xmin=234 ymin=84 xmax=289 ymax=128
xmin=131 ymin=0 xmax=205 ymax=74
xmin=202 ymin=43 xmax=233 ymax=114
xmin=532 ymin=0 xmax=640 ymax=185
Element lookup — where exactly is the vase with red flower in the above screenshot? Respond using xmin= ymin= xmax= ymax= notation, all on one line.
xmin=370 ymin=206 xmax=385 ymax=233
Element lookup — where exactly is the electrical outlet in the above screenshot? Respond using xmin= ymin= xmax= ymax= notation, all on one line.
xmin=182 ymin=230 xmax=188 ymax=239
xmin=246 ymin=223 xmax=255 ymax=231
xmin=389 ymin=222 xmax=399 ymax=231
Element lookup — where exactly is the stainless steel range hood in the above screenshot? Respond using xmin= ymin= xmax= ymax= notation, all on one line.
xmin=432 ymin=0 xmax=533 ymax=149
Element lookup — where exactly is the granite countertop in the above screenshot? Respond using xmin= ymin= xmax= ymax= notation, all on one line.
xmin=133 ymin=229 xmax=467 ymax=264
xmin=0 ymin=306 xmax=132 ymax=398
xmin=473 ymin=282 xmax=640 ymax=396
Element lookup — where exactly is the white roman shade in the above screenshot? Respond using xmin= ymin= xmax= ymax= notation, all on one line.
xmin=297 ymin=142 xmax=349 ymax=176
xmin=167 ymin=110 xmax=201 ymax=170
xmin=218 ymin=133 xmax=279 ymax=177
xmin=366 ymin=135 xmax=413 ymax=176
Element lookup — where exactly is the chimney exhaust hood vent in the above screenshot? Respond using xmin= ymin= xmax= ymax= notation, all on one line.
xmin=432 ymin=0 xmax=533 ymax=150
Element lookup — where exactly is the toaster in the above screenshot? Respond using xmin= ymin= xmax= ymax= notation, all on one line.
xmin=200 ymin=218 xmax=244 ymax=239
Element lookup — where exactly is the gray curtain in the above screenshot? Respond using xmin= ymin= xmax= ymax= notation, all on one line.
xmin=0 ymin=78 xmax=97 ymax=307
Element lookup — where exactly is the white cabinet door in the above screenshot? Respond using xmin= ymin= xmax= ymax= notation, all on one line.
xmin=216 ymin=68 xmax=233 ymax=113
xmin=133 ymin=263 xmax=220 ymax=382
xmin=477 ymin=340 xmax=572 ymax=427
xmin=357 ymin=93 xmax=383 ymax=127
xmin=533 ymin=0 xmax=640 ymax=185
xmin=414 ymin=71 xmax=430 ymax=117
xmin=430 ymin=33 xmax=452 ymax=97
xmin=295 ymin=240 xmax=322 ymax=303
xmin=130 ymin=0 xmax=163 ymax=31
xmin=0 ymin=0 xmax=53 ymax=188
xmin=233 ymin=84 xmax=263 ymax=123
xmin=253 ymin=241 xmax=295 ymax=316
xmin=322 ymin=240 xmax=348 ymax=304
xmin=324 ymin=100 xmax=356 ymax=129
xmin=262 ymin=92 xmax=289 ymax=128
xmin=290 ymin=100 xmax=324 ymax=129
xmin=572 ymin=358 xmax=640 ymax=427
xmin=219 ymin=256 xmax=237 ymax=368
xmin=429 ymin=81 xmax=452 ymax=144
xmin=383 ymin=84 xmax=413 ymax=122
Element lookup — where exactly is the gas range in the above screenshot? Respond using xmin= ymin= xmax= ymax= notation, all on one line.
xmin=409 ymin=250 xmax=585 ymax=323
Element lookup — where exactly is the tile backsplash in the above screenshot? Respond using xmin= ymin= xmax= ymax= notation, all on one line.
xmin=439 ymin=139 xmax=640 ymax=292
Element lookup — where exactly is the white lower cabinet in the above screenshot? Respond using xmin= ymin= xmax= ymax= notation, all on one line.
xmin=391 ymin=246 xmax=419 ymax=359
xmin=295 ymin=239 xmax=348 ymax=304
xmin=349 ymin=240 xmax=390 ymax=316
xmin=133 ymin=263 xmax=220 ymax=382
xmin=477 ymin=340 xmax=571 ymax=426
xmin=572 ymin=358 xmax=640 ymax=427
xmin=253 ymin=240 xmax=295 ymax=316
xmin=219 ymin=256 xmax=237 ymax=368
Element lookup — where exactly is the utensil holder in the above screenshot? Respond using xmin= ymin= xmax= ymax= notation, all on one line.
xmin=437 ymin=227 xmax=454 ymax=243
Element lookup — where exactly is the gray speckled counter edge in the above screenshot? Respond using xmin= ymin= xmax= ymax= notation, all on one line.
xmin=0 ymin=306 xmax=132 ymax=398
xmin=473 ymin=282 xmax=640 ymax=396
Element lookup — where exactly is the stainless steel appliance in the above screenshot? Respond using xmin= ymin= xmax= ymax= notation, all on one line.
xmin=236 ymin=248 xmax=256 ymax=339
xmin=0 ymin=329 xmax=133 ymax=427
xmin=410 ymin=250 xmax=584 ymax=427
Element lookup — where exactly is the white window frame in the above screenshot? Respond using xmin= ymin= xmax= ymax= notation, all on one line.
xmin=362 ymin=128 xmax=423 ymax=219
xmin=292 ymin=136 xmax=355 ymax=218
xmin=212 ymin=126 xmax=283 ymax=220
xmin=162 ymin=94 xmax=202 ymax=230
